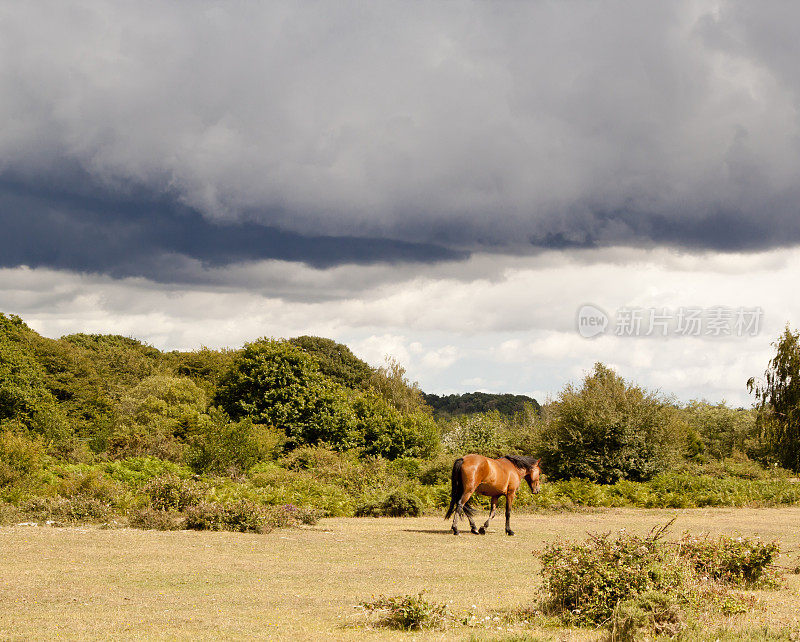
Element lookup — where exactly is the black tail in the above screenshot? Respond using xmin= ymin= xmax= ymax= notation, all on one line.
xmin=444 ymin=457 xmax=475 ymax=519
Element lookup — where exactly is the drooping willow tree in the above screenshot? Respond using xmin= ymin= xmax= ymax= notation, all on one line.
xmin=748 ymin=326 xmax=800 ymax=471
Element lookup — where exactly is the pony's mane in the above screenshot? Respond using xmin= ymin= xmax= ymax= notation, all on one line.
xmin=502 ymin=455 xmax=540 ymax=470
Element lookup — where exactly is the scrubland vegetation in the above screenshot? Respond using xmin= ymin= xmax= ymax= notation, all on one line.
xmin=6 ymin=313 xmax=800 ymax=638
xmin=2 ymin=313 xmax=800 ymax=531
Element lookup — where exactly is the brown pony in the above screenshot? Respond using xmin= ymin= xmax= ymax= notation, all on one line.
xmin=445 ymin=454 xmax=541 ymax=536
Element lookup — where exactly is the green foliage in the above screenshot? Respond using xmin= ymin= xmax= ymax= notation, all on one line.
xmin=0 ymin=315 xmax=69 ymax=442
xmin=607 ymin=591 xmax=685 ymax=641
xmin=247 ymin=461 xmax=356 ymax=516
xmin=355 ymin=489 xmax=424 ymax=517
xmin=678 ymin=533 xmax=781 ymax=587
xmin=749 ymin=326 xmax=800 ymax=470
xmin=61 ymin=333 xmax=164 ymax=399
xmin=20 ymin=495 xmax=112 ymax=523
xmin=187 ymin=411 xmax=284 ymax=475
xmin=170 ymin=347 xmax=237 ymax=397
xmin=424 ymin=391 xmax=540 ymax=418
xmin=289 ymin=335 xmax=373 ymax=389
xmin=353 ymin=390 xmax=438 ymax=459
xmin=360 ymin=592 xmax=448 ymax=630
xmin=0 ymin=429 xmax=45 ymax=487
xmin=184 ymin=499 xmax=273 ymax=533
xmin=102 ymin=457 xmax=191 ymax=486
xmin=54 ymin=465 xmax=122 ymax=503
xmin=539 ymin=521 xmax=687 ymax=626
xmin=368 ymin=358 xmax=427 ymax=414
xmin=29 ymin=334 xmax=118 ymax=450
xmin=215 ymin=338 xmax=359 ymax=450
xmin=441 ymin=411 xmax=506 ymax=456
xmin=531 ymin=470 xmax=800 ymax=510
xmin=109 ymin=375 xmax=208 ymax=461
xmin=542 ymin=363 xmax=685 ymax=483
xmin=682 ymin=401 xmax=757 ymax=460
xmin=144 ymin=474 xmax=204 ymax=511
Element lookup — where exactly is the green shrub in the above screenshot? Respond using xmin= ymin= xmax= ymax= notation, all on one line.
xmin=103 ymin=457 xmax=191 ymax=486
xmin=54 ymin=466 xmax=121 ymax=503
xmin=187 ymin=412 xmax=284 ymax=475
xmin=0 ymin=429 xmax=45 ymax=487
xmin=215 ymin=339 xmax=360 ymax=451
xmin=355 ymin=489 xmax=424 ymax=517
xmin=678 ymin=534 xmax=781 ymax=587
xmin=607 ymin=591 xmax=685 ymax=641
xmin=419 ymin=457 xmax=451 ymax=485
xmin=247 ymin=461 xmax=355 ymax=516
xmin=20 ymin=496 xmax=111 ymax=523
xmin=184 ymin=499 xmax=272 ymax=533
xmin=360 ymin=592 xmax=448 ymax=630
xmin=144 ymin=474 xmax=204 ymax=511
xmin=128 ymin=507 xmax=183 ymax=531
xmin=440 ymin=411 xmax=506 ymax=456
xmin=266 ymin=504 xmax=321 ymax=527
xmin=539 ymin=522 xmax=688 ymax=626
xmin=541 ymin=363 xmax=685 ymax=483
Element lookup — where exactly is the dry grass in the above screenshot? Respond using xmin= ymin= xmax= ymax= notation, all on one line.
xmin=3 ymin=508 xmax=800 ymax=640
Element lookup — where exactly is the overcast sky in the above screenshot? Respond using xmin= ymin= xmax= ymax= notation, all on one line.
xmin=2 ymin=1 xmax=799 ymax=406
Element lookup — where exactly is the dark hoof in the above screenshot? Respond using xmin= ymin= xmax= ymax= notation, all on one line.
xmin=452 ymin=527 xmax=459 ymax=536
xmin=506 ymin=530 xmax=515 ymax=536
xmin=470 ymin=528 xmax=480 ymax=535
xmin=478 ymin=527 xmax=486 ymax=535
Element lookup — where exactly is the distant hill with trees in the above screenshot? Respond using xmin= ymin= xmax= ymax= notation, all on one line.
xmin=422 ymin=391 xmax=540 ymax=418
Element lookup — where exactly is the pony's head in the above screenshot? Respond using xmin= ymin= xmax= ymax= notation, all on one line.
xmin=525 ymin=458 xmax=542 ymax=494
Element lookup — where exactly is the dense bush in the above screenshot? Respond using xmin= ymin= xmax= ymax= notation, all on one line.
xmin=184 ymin=499 xmax=274 ymax=533
xmin=144 ymin=474 xmax=204 ymax=511
xmin=360 ymin=593 xmax=448 ymax=630
xmin=678 ymin=534 xmax=781 ymax=587
xmin=353 ymin=391 xmax=438 ymax=460
xmin=289 ymin=336 xmax=373 ymax=389
xmin=681 ymin=401 xmax=758 ymax=461
xmin=0 ymin=429 xmax=45 ymax=487
xmin=108 ymin=375 xmax=208 ymax=461
xmin=187 ymin=412 xmax=283 ymax=475
xmin=539 ymin=522 xmax=687 ymax=625
xmin=355 ymin=489 xmax=424 ymax=517
xmin=20 ymin=495 xmax=113 ymax=523
xmin=608 ymin=591 xmax=685 ymax=641
xmin=541 ymin=524 xmax=783 ymax=635
xmin=215 ymin=339 xmax=360 ymax=450
xmin=541 ymin=363 xmax=687 ymax=483
xmin=0 ymin=316 xmax=69 ymax=442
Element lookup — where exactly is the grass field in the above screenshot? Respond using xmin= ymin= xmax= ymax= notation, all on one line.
xmin=3 ymin=508 xmax=800 ymax=640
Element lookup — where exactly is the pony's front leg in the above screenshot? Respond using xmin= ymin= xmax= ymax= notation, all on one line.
xmin=478 ymin=497 xmax=498 ymax=534
xmin=505 ymin=489 xmax=516 ymax=536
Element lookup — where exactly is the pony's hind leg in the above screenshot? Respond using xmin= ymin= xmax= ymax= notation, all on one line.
xmin=459 ymin=491 xmax=480 ymax=534
xmin=478 ymin=497 xmax=498 ymax=535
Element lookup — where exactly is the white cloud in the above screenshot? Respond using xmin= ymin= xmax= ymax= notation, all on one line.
xmin=3 ymin=245 xmax=799 ymax=406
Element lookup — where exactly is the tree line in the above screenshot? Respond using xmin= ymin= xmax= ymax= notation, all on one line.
xmin=2 ymin=311 xmax=800 ymax=491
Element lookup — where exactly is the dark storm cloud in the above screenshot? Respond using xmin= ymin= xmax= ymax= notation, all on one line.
xmin=0 ymin=174 xmax=464 ymax=281
xmin=2 ymin=1 xmax=800 ymax=280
